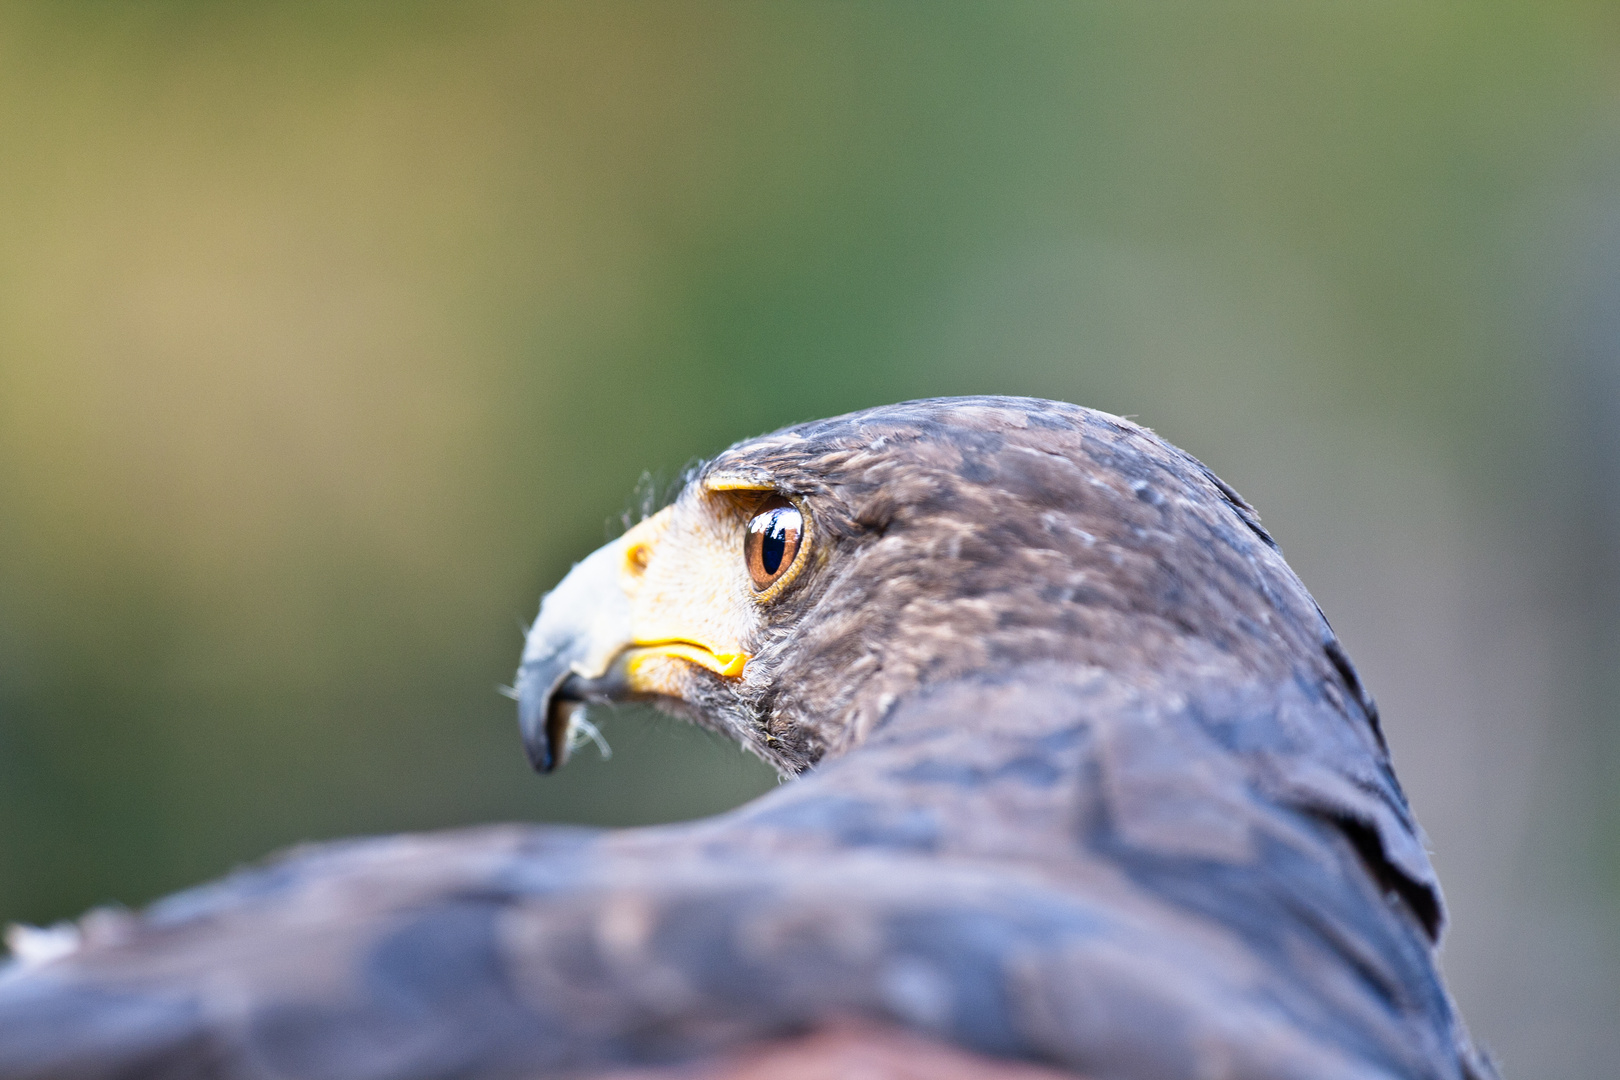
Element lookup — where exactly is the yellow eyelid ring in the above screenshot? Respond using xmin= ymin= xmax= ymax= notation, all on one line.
xmin=703 ymin=471 xmax=778 ymax=493
xmin=700 ymin=472 xmax=815 ymax=603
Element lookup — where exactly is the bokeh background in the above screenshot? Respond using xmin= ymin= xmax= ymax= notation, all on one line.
xmin=0 ymin=3 xmax=1616 ymax=1076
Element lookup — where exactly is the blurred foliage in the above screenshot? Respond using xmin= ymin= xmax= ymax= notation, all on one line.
xmin=1 ymin=4 xmax=1618 ymax=1073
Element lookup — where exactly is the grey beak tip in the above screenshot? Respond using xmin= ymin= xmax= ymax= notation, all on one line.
xmin=516 ymin=662 xmax=564 ymax=774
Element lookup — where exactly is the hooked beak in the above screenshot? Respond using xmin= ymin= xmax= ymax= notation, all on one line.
xmin=514 ymin=512 xmax=750 ymax=773
xmin=515 ymin=536 xmax=635 ymax=773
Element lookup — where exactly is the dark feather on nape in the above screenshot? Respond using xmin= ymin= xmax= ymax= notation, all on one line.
xmin=616 ymin=459 xmax=707 ymax=535
xmin=1197 ymin=462 xmax=1279 ymax=552
xmin=1322 ymin=635 xmax=1387 ymax=752
xmin=1318 ymin=810 xmax=1444 ymax=940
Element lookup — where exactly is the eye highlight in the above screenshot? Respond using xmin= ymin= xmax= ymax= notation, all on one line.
xmin=745 ymin=496 xmax=804 ymax=593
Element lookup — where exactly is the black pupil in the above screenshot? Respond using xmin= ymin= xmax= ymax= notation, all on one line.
xmin=760 ymin=511 xmax=789 ymax=575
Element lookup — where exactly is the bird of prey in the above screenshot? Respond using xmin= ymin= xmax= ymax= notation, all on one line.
xmin=0 ymin=397 xmax=1494 ymax=1080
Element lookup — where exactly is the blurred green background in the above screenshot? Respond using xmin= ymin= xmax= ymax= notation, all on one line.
xmin=1 ymin=3 xmax=1617 ymax=1076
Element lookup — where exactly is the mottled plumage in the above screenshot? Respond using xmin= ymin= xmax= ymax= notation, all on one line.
xmin=0 ymin=398 xmax=1491 ymax=1079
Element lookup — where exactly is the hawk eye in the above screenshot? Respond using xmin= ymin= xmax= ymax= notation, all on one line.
xmin=745 ymin=497 xmax=803 ymax=592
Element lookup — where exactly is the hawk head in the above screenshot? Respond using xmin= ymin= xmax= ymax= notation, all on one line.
xmin=516 ymin=395 xmax=1330 ymax=779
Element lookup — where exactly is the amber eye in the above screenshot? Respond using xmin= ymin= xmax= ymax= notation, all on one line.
xmin=745 ymin=496 xmax=803 ymax=592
